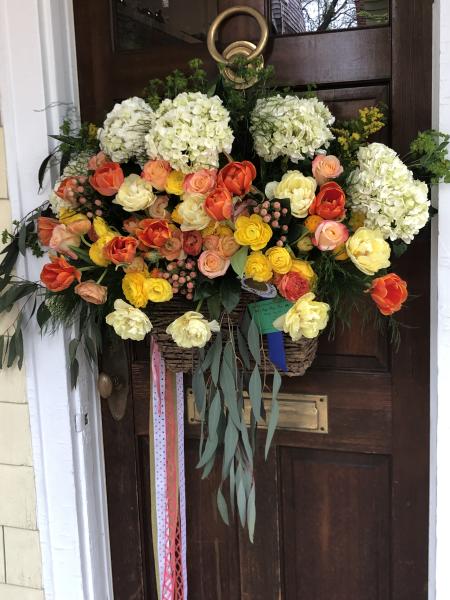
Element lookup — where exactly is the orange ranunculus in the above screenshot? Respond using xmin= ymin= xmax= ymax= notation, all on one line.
xmin=218 ymin=161 xmax=256 ymax=196
xmin=182 ymin=230 xmax=203 ymax=256
xmin=136 ymin=218 xmax=171 ymax=248
xmin=141 ymin=160 xmax=172 ymax=191
xmin=74 ymin=280 xmax=107 ymax=305
xmin=37 ymin=216 xmax=59 ymax=246
xmin=369 ymin=273 xmax=408 ymax=316
xmin=309 ymin=181 xmax=346 ymax=221
xmin=304 ymin=215 xmax=324 ymax=234
xmin=160 ymin=228 xmax=186 ymax=261
xmin=55 ymin=177 xmax=79 ymax=201
xmin=89 ymin=162 xmax=124 ymax=196
xmin=277 ymin=271 xmax=310 ymax=302
xmin=204 ymin=188 xmax=233 ymax=221
xmin=40 ymin=255 xmax=81 ymax=292
xmin=103 ymin=236 xmax=138 ymax=265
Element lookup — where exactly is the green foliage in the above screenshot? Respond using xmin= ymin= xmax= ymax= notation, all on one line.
xmin=407 ymin=129 xmax=450 ymax=184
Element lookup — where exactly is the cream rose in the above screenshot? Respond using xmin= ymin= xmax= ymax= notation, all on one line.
xmin=266 ymin=171 xmax=317 ymax=218
xmin=166 ymin=311 xmax=220 ymax=348
xmin=114 ymin=174 xmax=155 ymax=212
xmin=273 ymin=292 xmax=329 ymax=340
xmin=345 ymin=227 xmax=391 ymax=275
xmin=105 ymin=299 xmax=152 ymax=341
xmin=178 ymin=192 xmax=212 ymax=231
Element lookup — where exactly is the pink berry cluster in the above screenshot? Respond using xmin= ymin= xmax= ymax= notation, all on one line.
xmin=66 ymin=176 xmax=105 ymax=219
xmin=162 ymin=258 xmax=198 ymax=300
xmin=253 ymin=199 xmax=291 ymax=247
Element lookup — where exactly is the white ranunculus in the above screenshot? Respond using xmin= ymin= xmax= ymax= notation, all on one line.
xmin=166 ymin=311 xmax=220 ymax=348
xmin=251 ymin=95 xmax=334 ymax=163
xmin=113 ymin=174 xmax=155 ymax=212
xmin=145 ymin=92 xmax=234 ymax=173
xmin=347 ymin=143 xmax=430 ymax=243
xmin=97 ymin=97 xmax=154 ymax=163
xmin=273 ymin=292 xmax=329 ymax=340
xmin=266 ymin=170 xmax=317 ymax=218
xmin=178 ymin=192 xmax=212 ymax=231
xmin=105 ymin=299 xmax=152 ymax=341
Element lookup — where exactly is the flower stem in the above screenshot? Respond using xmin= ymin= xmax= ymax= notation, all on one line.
xmin=196 ymin=299 xmax=203 ymax=312
xmin=96 ymin=269 xmax=108 ymax=284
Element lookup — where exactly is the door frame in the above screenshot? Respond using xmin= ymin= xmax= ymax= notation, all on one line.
xmin=0 ymin=0 xmax=447 ymax=598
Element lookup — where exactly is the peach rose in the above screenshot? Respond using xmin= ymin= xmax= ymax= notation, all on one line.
xmin=88 ymin=151 xmax=109 ymax=170
xmin=141 ymin=160 xmax=172 ymax=191
xmin=40 ymin=255 xmax=81 ymax=292
xmin=66 ymin=218 xmax=92 ymax=236
xmin=37 ymin=216 xmax=59 ymax=246
xmin=49 ymin=224 xmax=81 ymax=259
xmin=123 ymin=256 xmax=147 ymax=273
xmin=183 ymin=169 xmax=217 ymax=195
xmin=218 ymin=235 xmax=240 ymax=257
xmin=312 ymin=154 xmax=344 ymax=186
xmin=197 ymin=250 xmax=230 ymax=279
xmin=74 ymin=280 xmax=107 ymax=305
xmin=204 ymin=187 xmax=233 ymax=221
xmin=103 ymin=236 xmax=138 ymax=265
xmin=147 ymin=195 xmax=169 ymax=219
xmin=160 ymin=228 xmax=186 ymax=261
xmin=182 ymin=231 xmax=203 ymax=256
xmin=203 ymin=234 xmax=220 ymax=252
xmin=313 ymin=220 xmax=349 ymax=251
xmin=89 ymin=162 xmax=124 ymax=196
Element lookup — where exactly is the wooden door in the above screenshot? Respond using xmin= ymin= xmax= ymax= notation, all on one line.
xmin=73 ymin=0 xmax=432 ymax=598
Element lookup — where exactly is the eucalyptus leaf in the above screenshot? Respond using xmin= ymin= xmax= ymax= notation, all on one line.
xmin=247 ymin=315 xmax=261 ymax=366
xmin=69 ymin=338 xmax=79 ymax=363
xmin=247 ymin=482 xmax=256 ymax=543
xmin=217 ymin=486 xmax=229 ymax=525
xmin=230 ymin=246 xmax=248 ymax=278
xmin=237 ymin=477 xmax=247 ymax=528
xmin=201 ymin=454 xmax=216 ymax=479
xmin=222 ymin=418 xmax=239 ymax=480
xmin=18 ymin=225 xmax=27 ymax=257
xmin=236 ymin=327 xmax=251 ymax=370
xmin=229 ymin=458 xmax=236 ymax=517
xmin=207 ymin=294 xmax=221 ymax=321
xmin=220 ymin=277 xmax=241 ymax=313
xmin=265 ymin=368 xmax=282 ymax=459
xmin=192 ymin=366 xmax=206 ymax=414
xmin=197 ymin=391 xmax=221 ymax=468
xmin=219 ymin=356 xmax=240 ymax=428
xmin=249 ymin=365 xmax=262 ymax=422
xmin=210 ymin=332 xmax=222 ymax=385
xmin=70 ymin=357 xmax=79 ymax=389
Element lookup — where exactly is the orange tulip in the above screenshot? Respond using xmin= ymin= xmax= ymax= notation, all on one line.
xmin=204 ymin=188 xmax=233 ymax=221
xmin=40 ymin=256 xmax=81 ymax=292
xmin=369 ymin=273 xmax=408 ymax=316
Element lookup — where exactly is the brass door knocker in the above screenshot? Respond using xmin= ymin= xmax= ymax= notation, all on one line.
xmin=207 ymin=6 xmax=269 ymax=89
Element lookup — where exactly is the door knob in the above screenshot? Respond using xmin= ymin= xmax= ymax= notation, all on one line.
xmin=97 ymin=336 xmax=129 ymax=421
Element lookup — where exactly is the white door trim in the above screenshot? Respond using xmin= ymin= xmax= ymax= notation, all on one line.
xmin=0 ymin=1 xmax=113 ymax=598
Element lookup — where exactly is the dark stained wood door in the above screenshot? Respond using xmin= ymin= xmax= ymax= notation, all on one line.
xmin=73 ymin=1 xmax=432 ymax=598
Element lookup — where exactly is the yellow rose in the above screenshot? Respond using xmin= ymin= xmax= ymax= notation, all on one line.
xmin=265 ymin=246 xmax=292 ymax=274
xmin=266 ymin=171 xmax=317 ymax=218
xmin=290 ymin=260 xmax=315 ymax=283
xmin=234 ymin=214 xmax=272 ymax=251
xmin=244 ymin=251 xmax=273 ymax=282
xmin=346 ymin=227 xmax=391 ymax=275
xmin=122 ymin=271 xmax=150 ymax=308
xmin=273 ymin=292 xmax=329 ymax=340
xmin=165 ymin=171 xmax=185 ymax=196
xmin=89 ymin=233 xmax=116 ymax=266
xmin=145 ymin=277 xmax=173 ymax=303
xmin=166 ymin=311 xmax=220 ymax=348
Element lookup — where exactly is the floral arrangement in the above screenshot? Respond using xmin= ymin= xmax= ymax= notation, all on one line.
xmin=1 ymin=60 xmax=448 ymax=539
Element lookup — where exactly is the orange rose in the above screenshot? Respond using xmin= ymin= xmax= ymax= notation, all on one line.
xmin=103 ymin=236 xmax=138 ymax=265
xmin=74 ymin=280 xmax=107 ymax=305
xmin=277 ymin=271 xmax=310 ymax=302
xmin=182 ymin=231 xmax=203 ymax=256
xmin=40 ymin=255 xmax=81 ymax=292
xmin=160 ymin=228 xmax=185 ymax=261
xmin=37 ymin=216 xmax=59 ymax=246
xmin=136 ymin=218 xmax=171 ymax=248
xmin=369 ymin=273 xmax=408 ymax=316
xmin=89 ymin=162 xmax=124 ymax=196
xmin=218 ymin=161 xmax=256 ymax=196
xmin=204 ymin=188 xmax=233 ymax=221
xmin=312 ymin=154 xmax=343 ymax=186
xmin=218 ymin=235 xmax=240 ymax=257
xmin=197 ymin=250 xmax=230 ymax=279
xmin=183 ymin=169 xmax=217 ymax=195
xmin=141 ymin=160 xmax=172 ymax=191
xmin=55 ymin=177 xmax=78 ymax=201
xmin=309 ymin=182 xmax=346 ymax=221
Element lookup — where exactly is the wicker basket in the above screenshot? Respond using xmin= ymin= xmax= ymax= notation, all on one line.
xmin=151 ymin=293 xmax=318 ymax=376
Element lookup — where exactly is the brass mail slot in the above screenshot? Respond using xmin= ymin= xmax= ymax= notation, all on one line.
xmin=186 ymin=389 xmax=328 ymax=434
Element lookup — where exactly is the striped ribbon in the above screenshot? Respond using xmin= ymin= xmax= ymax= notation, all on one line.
xmin=150 ymin=338 xmax=188 ymax=600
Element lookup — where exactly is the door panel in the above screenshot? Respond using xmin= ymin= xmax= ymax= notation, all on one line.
xmin=74 ymin=0 xmax=432 ymax=597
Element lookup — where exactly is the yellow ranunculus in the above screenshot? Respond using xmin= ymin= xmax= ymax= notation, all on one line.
xmin=346 ymin=227 xmax=391 ymax=275
xmin=273 ymin=292 xmax=329 ymax=340
xmin=265 ymin=246 xmax=292 ymax=274
xmin=122 ymin=271 xmax=150 ymax=308
xmin=89 ymin=233 xmax=116 ymax=266
xmin=145 ymin=277 xmax=173 ymax=303
xmin=290 ymin=260 xmax=315 ymax=283
xmin=165 ymin=171 xmax=185 ymax=196
xmin=93 ymin=216 xmax=113 ymax=238
xmin=234 ymin=214 xmax=272 ymax=251
xmin=244 ymin=251 xmax=273 ymax=282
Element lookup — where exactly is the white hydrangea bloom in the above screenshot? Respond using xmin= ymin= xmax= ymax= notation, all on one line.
xmin=250 ymin=94 xmax=335 ymax=163
xmin=97 ymin=97 xmax=154 ymax=163
xmin=145 ymin=92 xmax=234 ymax=173
xmin=347 ymin=143 xmax=430 ymax=243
